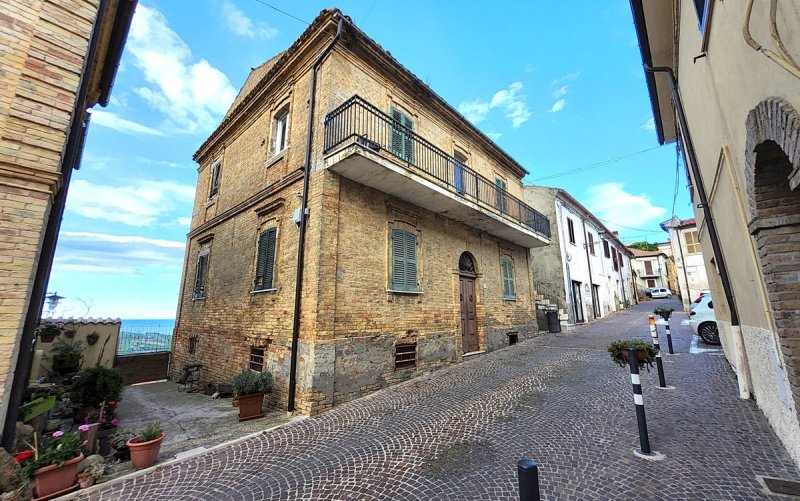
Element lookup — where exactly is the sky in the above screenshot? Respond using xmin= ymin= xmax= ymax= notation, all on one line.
xmin=46 ymin=0 xmax=693 ymax=319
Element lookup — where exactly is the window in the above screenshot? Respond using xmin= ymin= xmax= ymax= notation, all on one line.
xmin=390 ymin=107 xmax=414 ymax=163
xmin=567 ymin=218 xmax=576 ymax=244
xmin=188 ymin=336 xmax=198 ymax=355
xmin=254 ymin=227 xmax=278 ymax=291
xmin=272 ymin=106 xmax=289 ymax=154
xmin=644 ymin=260 xmax=654 ymax=276
xmin=495 ymin=177 xmax=507 ymax=214
xmin=502 ymin=257 xmax=516 ymax=299
xmin=391 ymin=229 xmax=418 ymax=292
xmin=684 ymin=230 xmax=701 ymax=254
xmin=194 ymin=253 xmax=209 ymax=299
xmin=587 ymin=232 xmax=595 ymax=255
xmin=454 ymin=151 xmax=467 ymax=194
xmin=208 ymin=161 xmax=222 ymax=199
xmin=249 ymin=346 xmax=265 ymax=372
xmin=694 ymin=0 xmax=710 ymax=32
xmin=612 ymin=248 xmax=619 ymax=272
xmin=647 ymin=279 xmax=656 ymax=288
xmin=394 ymin=342 xmax=416 ymax=369
xmin=603 ymin=240 xmax=610 ymax=258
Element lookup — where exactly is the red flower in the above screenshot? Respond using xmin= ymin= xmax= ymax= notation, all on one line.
xmin=15 ymin=450 xmax=34 ymax=463
xmin=106 ymin=400 xmax=117 ymax=409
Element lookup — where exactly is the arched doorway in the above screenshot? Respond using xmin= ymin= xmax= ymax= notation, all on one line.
xmin=458 ymin=252 xmax=479 ymax=353
xmin=745 ymin=97 xmax=800 ymax=421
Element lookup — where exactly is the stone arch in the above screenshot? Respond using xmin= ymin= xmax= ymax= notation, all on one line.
xmin=458 ymin=251 xmax=477 ymax=275
xmin=745 ymin=97 xmax=800 ymax=420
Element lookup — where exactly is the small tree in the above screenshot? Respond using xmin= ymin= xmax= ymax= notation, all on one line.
xmin=628 ymin=241 xmax=659 ymax=251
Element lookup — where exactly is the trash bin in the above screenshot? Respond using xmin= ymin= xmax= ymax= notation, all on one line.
xmin=546 ymin=310 xmax=561 ymax=333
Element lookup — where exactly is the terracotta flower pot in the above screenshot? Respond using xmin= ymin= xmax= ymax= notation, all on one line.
xmin=39 ymin=333 xmax=57 ymax=343
xmin=127 ymin=433 xmax=165 ymax=470
xmin=34 ymin=453 xmax=83 ymax=498
xmin=233 ymin=392 xmax=264 ymax=421
xmin=621 ymin=348 xmax=650 ymax=362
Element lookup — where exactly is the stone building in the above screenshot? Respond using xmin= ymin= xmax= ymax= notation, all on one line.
xmin=0 ymin=0 xmax=136 ymax=448
xmin=660 ymin=217 xmax=709 ymax=309
xmin=631 ymin=0 xmax=800 ymax=466
xmin=523 ymin=186 xmax=634 ymax=326
xmin=172 ymin=9 xmax=551 ymax=414
xmin=628 ymin=249 xmax=671 ymax=294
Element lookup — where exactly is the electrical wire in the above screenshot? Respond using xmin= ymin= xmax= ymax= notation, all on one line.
xmin=670 ymin=139 xmax=681 ymax=216
xmin=362 ymin=0 xmax=379 ymax=27
xmin=251 ymin=0 xmax=309 ymax=25
xmin=530 ymin=144 xmax=665 ymax=181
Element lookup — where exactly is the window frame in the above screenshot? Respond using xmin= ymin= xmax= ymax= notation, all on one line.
xmin=193 ymin=251 xmax=209 ymax=300
xmin=390 ymin=106 xmax=415 ymax=163
xmin=501 ymin=256 xmax=516 ymax=300
xmin=495 ymin=176 xmax=508 ymax=214
xmin=390 ymin=228 xmax=419 ymax=293
xmin=587 ymin=232 xmax=595 ymax=255
xmin=272 ymin=105 xmax=290 ymax=155
xmin=603 ymin=240 xmax=610 ymax=258
xmin=567 ymin=218 xmax=576 ymax=245
xmin=253 ymin=227 xmax=278 ymax=292
xmin=684 ymin=230 xmax=701 ymax=254
xmin=208 ymin=160 xmax=222 ymax=199
xmin=249 ymin=346 xmax=265 ymax=372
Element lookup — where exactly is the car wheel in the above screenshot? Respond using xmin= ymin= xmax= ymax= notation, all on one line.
xmin=666 ymin=294 xmax=672 ymax=298
xmin=698 ymin=322 xmax=720 ymax=345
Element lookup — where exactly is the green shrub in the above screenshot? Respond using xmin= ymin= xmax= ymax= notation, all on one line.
xmin=653 ymin=307 xmax=674 ymax=320
xmin=607 ymin=339 xmax=658 ymax=370
xmin=232 ymin=370 xmax=274 ymax=397
xmin=70 ymin=366 xmax=123 ymax=408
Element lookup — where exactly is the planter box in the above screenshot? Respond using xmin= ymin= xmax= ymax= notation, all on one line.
xmin=33 ymin=453 xmax=83 ymax=499
xmin=233 ymin=392 xmax=264 ymax=421
xmin=20 ymin=396 xmax=56 ymax=423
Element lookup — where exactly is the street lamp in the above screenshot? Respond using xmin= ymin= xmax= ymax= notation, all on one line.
xmin=44 ymin=291 xmax=64 ymax=318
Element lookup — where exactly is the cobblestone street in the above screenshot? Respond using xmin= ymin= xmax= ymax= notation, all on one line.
xmin=73 ymin=300 xmax=800 ymax=500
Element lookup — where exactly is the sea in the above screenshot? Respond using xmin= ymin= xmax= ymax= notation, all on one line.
xmin=118 ymin=319 xmax=175 ymax=355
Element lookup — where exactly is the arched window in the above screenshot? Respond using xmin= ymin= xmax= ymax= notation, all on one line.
xmin=458 ymin=252 xmax=476 ymax=274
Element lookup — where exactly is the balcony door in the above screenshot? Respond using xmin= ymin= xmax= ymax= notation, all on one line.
xmin=458 ymin=252 xmax=479 ymax=353
xmin=571 ymin=280 xmax=584 ymax=323
xmin=390 ymin=107 xmax=414 ymax=163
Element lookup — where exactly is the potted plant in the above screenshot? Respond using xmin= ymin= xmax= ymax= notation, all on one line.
xmin=17 ymin=431 xmax=85 ymax=498
xmin=83 ymin=401 xmax=120 ymax=456
xmin=232 ymin=369 xmax=274 ymax=421
xmin=654 ymin=307 xmax=674 ymax=321
xmin=126 ymin=422 xmax=165 ymax=470
xmin=86 ymin=331 xmax=100 ymax=346
xmin=50 ymin=339 xmax=84 ymax=374
xmin=35 ymin=321 xmax=63 ymax=343
xmin=70 ymin=367 xmax=123 ymax=421
xmin=62 ymin=325 xmax=77 ymax=339
xmin=608 ymin=339 xmax=658 ymax=371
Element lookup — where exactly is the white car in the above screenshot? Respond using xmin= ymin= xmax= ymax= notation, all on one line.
xmin=650 ymin=287 xmax=672 ymax=299
xmin=689 ymin=295 xmax=720 ymax=344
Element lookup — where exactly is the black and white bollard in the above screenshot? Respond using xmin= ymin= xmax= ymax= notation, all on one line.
xmin=664 ymin=319 xmax=674 ymax=355
xmin=517 ymin=458 xmax=541 ymax=501
xmin=648 ymin=315 xmax=667 ymax=388
xmin=627 ymin=347 xmax=661 ymax=459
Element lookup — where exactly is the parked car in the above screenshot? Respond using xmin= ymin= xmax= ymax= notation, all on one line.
xmin=650 ymin=287 xmax=672 ymax=299
xmin=689 ymin=294 xmax=720 ymax=344
xmin=690 ymin=290 xmax=711 ymax=310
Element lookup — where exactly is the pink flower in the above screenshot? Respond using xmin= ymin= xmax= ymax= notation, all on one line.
xmin=111 ymin=418 xmax=120 ymax=427
xmin=52 ymin=431 xmax=64 ymax=438
xmin=78 ymin=424 xmax=90 ymax=432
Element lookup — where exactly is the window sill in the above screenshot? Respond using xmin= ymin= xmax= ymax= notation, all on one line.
xmin=386 ymin=289 xmax=423 ymax=295
xmin=264 ymin=149 xmax=288 ymax=169
xmin=502 ymin=296 xmax=518 ymax=302
xmin=205 ymin=197 xmax=217 ymax=208
xmin=192 ymin=296 xmax=205 ymax=301
xmin=250 ymin=288 xmax=278 ymax=295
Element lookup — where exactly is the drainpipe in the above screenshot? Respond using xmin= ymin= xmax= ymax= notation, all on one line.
xmin=288 ymin=14 xmax=346 ymax=413
xmin=581 ymin=220 xmax=595 ymax=319
xmin=645 ymin=66 xmax=750 ymax=399
xmin=674 ymin=228 xmax=691 ymax=305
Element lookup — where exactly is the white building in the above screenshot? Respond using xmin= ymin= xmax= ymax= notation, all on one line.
xmin=660 ymin=217 xmax=709 ymax=310
xmin=629 ymin=249 xmax=671 ymax=293
xmin=524 ymin=186 xmax=635 ymax=325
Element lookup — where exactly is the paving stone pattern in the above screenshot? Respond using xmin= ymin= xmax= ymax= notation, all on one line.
xmin=76 ymin=299 xmax=800 ymax=500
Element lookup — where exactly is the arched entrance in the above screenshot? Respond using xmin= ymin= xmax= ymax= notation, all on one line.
xmin=745 ymin=97 xmax=800 ymax=420
xmin=458 ymin=252 xmax=479 ymax=353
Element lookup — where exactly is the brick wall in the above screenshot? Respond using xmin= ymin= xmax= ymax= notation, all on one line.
xmin=0 ymin=0 xmax=99 ymax=429
xmin=115 ymin=353 xmax=170 ymax=385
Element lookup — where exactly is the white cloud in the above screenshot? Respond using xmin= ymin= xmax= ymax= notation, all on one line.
xmin=177 ymin=217 xmax=192 ymax=226
xmin=641 ymin=117 xmax=656 ymax=131
xmin=67 ymin=179 xmax=195 ymax=227
xmin=486 ymin=131 xmax=503 ymax=142
xmin=551 ymin=72 xmax=581 ymax=86
xmin=457 ymin=81 xmax=532 ymax=128
xmin=54 ymin=232 xmax=185 ymax=276
xmin=552 ymin=85 xmax=568 ymax=99
xmin=584 ymin=183 xmax=667 ymax=229
xmin=222 ymin=1 xmax=278 ymax=39
xmin=128 ymin=5 xmax=238 ymax=134
xmin=549 ymin=99 xmax=565 ymax=113
xmin=91 ymin=110 xmax=163 ymax=136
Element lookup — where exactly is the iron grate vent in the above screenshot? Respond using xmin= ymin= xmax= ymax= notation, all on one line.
xmin=395 ymin=342 xmax=417 ymax=369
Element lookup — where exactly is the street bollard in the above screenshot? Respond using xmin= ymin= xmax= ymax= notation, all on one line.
xmin=648 ymin=315 xmax=667 ymax=388
xmin=664 ymin=320 xmax=674 ymax=354
xmin=517 ymin=458 xmax=541 ymax=501
xmin=627 ymin=347 xmax=652 ymax=455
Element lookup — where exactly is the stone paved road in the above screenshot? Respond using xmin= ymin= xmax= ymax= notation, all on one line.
xmin=72 ymin=299 xmax=800 ymax=500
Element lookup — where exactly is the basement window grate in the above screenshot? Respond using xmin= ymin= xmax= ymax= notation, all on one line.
xmin=395 ymin=342 xmax=417 ymax=369
xmin=507 ymin=332 xmax=518 ymax=346
xmin=249 ymin=346 xmax=265 ymax=372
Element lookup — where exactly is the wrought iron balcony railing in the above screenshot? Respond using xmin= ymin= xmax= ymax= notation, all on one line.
xmin=323 ymin=96 xmax=551 ymax=239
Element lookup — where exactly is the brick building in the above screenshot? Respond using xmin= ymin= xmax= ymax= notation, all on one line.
xmin=0 ymin=0 xmax=136 ymax=448
xmin=172 ymin=9 xmax=552 ymax=414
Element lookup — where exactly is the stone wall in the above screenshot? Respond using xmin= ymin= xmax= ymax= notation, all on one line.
xmin=0 ymin=0 xmax=100 ymax=429
xmin=29 ymin=319 xmax=120 ymax=382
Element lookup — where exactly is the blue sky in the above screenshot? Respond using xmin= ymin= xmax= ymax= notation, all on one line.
xmin=47 ymin=0 xmax=691 ymax=319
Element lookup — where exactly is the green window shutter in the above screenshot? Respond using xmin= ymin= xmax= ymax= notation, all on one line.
xmin=495 ymin=178 xmax=507 ymax=213
xmin=402 ymin=113 xmax=415 ymax=164
xmin=255 ymin=228 xmax=277 ymax=290
xmin=502 ymin=259 xmax=515 ymax=298
xmin=391 ymin=229 xmax=417 ymax=291
xmin=390 ymin=108 xmax=404 ymax=159
xmin=404 ymin=231 xmax=417 ymax=291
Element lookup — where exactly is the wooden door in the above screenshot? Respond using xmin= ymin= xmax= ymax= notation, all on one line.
xmin=459 ymin=276 xmax=479 ymax=353
xmin=572 ymin=281 xmax=584 ymax=323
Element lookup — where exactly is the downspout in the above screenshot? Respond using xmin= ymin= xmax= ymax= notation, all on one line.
xmin=644 ymin=66 xmax=750 ymax=399
xmin=1 ymin=0 xmax=107 ymax=450
xmin=580 ymin=220 xmax=595 ymax=319
xmin=674 ymin=228 xmax=690 ymax=304
xmin=288 ymin=14 xmax=346 ymax=413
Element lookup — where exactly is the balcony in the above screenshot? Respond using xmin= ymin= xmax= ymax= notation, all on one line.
xmin=322 ymin=96 xmax=550 ymax=248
